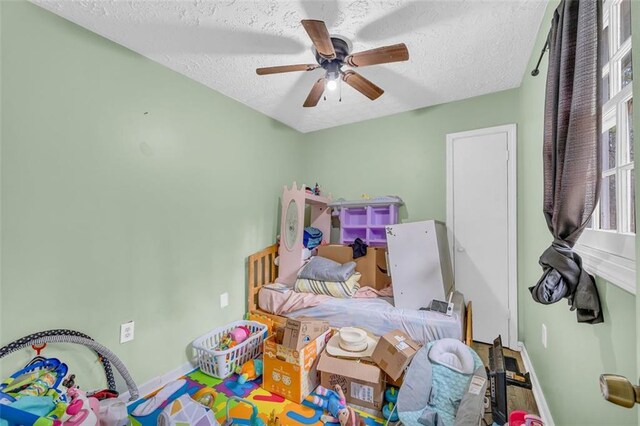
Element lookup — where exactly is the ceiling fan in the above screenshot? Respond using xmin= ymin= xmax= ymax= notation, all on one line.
xmin=256 ymin=19 xmax=409 ymax=107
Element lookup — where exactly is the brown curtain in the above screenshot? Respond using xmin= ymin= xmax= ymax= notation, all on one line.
xmin=529 ymin=0 xmax=603 ymax=324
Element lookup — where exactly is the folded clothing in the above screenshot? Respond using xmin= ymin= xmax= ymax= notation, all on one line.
xmin=294 ymin=273 xmax=361 ymax=298
xmin=298 ymin=256 xmax=356 ymax=282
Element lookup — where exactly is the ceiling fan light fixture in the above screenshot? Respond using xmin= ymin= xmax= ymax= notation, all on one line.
xmin=326 ymin=79 xmax=338 ymax=91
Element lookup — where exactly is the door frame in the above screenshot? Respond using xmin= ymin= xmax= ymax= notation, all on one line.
xmin=446 ymin=123 xmax=518 ymax=348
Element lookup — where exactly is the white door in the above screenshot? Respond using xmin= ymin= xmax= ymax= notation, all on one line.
xmin=446 ymin=124 xmax=517 ymax=347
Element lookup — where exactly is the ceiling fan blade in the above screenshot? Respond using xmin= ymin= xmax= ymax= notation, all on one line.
xmin=303 ymin=78 xmax=327 ymax=107
xmin=345 ymin=43 xmax=409 ymax=67
xmin=301 ymin=20 xmax=336 ymax=60
xmin=342 ymin=71 xmax=384 ymax=100
xmin=256 ymin=64 xmax=319 ymax=75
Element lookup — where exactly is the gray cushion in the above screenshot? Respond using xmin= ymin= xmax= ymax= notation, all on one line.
xmin=297 ymin=256 xmax=356 ymax=282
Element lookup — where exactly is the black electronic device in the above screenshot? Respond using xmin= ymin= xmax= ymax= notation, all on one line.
xmin=487 ymin=335 xmax=508 ymax=425
xmin=505 ymin=356 xmax=532 ymax=389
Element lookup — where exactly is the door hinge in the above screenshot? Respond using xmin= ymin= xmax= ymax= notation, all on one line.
xmin=506 ymin=150 xmax=510 ymax=162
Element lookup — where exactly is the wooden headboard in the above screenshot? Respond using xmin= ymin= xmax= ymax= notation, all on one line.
xmin=247 ymin=244 xmax=278 ymax=313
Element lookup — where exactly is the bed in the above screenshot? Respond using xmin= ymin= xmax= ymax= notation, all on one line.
xmin=247 ymin=244 xmax=473 ymax=346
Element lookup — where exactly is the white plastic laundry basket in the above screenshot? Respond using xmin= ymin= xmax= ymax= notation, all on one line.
xmin=192 ymin=320 xmax=268 ymax=379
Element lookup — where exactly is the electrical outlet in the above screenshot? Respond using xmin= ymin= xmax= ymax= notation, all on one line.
xmin=541 ymin=323 xmax=547 ymax=349
xmin=220 ymin=292 xmax=229 ymax=308
xmin=120 ymin=321 xmax=135 ymax=344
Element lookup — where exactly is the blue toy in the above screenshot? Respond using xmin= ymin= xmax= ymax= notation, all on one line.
xmin=382 ymin=403 xmax=399 ymax=422
xmin=384 ymin=387 xmax=398 ymax=405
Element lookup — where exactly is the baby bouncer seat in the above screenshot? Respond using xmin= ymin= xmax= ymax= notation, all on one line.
xmin=397 ymin=338 xmax=487 ymax=426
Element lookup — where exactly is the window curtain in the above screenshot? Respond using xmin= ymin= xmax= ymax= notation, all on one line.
xmin=529 ymin=0 xmax=604 ymax=324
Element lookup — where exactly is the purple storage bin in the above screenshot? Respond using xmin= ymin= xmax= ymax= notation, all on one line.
xmin=338 ymin=202 xmax=400 ymax=246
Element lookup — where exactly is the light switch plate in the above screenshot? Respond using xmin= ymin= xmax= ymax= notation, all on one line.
xmin=120 ymin=321 xmax=135 ymax=344
xmin=541 ymin=323 xmax=547 ymax=349
xmin=220 ymin=292 xmax=229 ymax=308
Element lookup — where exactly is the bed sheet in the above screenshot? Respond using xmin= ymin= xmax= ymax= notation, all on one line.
xmin=282 ymin=292 xmax=465 ymax=345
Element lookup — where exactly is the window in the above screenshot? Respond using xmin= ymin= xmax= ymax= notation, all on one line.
xmin=577 ymin=0 xmax=635 ymax=293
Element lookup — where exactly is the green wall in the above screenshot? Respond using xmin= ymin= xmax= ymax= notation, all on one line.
xmin=0 ymin=1 xmax=301 ymax=388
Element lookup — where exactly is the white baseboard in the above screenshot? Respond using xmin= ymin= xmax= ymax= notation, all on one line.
xmin=118 ymin=361 xmax=195 ymax=405
xmin=517 ymin=342 xmax=554 ymax=426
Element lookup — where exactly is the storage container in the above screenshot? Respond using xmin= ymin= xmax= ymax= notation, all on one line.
xmin=192 ymin=320 xmax=268 ymax=379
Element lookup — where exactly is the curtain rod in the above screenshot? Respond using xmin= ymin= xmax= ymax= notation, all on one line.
xmin=531 ymin=35 xmax=550 ymax=77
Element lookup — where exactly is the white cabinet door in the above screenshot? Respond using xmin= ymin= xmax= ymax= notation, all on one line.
xmin=387 ymin=220 xmax=453 ymax=310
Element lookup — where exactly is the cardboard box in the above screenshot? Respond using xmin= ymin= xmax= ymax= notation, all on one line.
xmin=262 ymin=329 xmax=331 ymax=403
xmin=317 ymin=245 xmax=391 ymax=290
xmin=282 ymin=317 xmax=330 ymax=350
xmin=371 ymin=330 xmax=421 ymax=381
xmin=317 ymin=352 xmax=385 ymax=410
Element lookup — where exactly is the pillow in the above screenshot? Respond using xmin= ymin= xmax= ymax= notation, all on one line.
xmin=294 ymin=272 xmax=361 ymax=298
xmin=298 ymin=256 xmax=357 ymax=282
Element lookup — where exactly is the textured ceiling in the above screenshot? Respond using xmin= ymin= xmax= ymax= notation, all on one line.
xmin=35 ymin=0 xmax=547 ymax=133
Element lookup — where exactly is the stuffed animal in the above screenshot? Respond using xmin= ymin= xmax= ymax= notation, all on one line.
xmin=311 ymin=385 xmax=365 ymax=426
xmin=236 ymin=359 xmax=263 ymax=384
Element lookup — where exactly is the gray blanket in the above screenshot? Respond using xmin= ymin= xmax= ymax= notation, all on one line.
xmin=297 ymin=256 xmax=356 ymax=282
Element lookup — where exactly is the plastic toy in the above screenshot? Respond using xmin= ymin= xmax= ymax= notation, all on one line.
xmin=229 ymin=326 xmax=251 ymax=344
xmin=192 ymin=387 xmax=219 ymax=409
xmin=382 ymin=402 xmax=399 ymax=422
xmin=311 ymin=385 xmax=364 ymax=426
xmin=236 ymin=359 xmax=263 ymax=384
xmin=267 ymin=410 xmax=281 ymax=426
xmin=0 ymin=329 xmax=139 ymax=400
xmin=58 ymin=387 xmax=98 ymax=426
xmin=157 ymin=394 xmax=218 ymax=426
xmin=384 ymin=387 xmax=398 ymax=404
xmin=222 ymin=396 xmax=265 ymax=426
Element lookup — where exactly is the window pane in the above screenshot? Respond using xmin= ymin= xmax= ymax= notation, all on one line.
xmin=630 ymin=169 xmax=636 ymax=234
xmin=601 ymin=25 xmax=610 ymax=63
xmin=620 ymin=0 xmax=632 ymax=44
xmin=600 ymin=174 xmax=617 ymax=230
xmin=586 ymin=215 xmax=594 ymax=229
xmin=628 ymin=98 xmax=634 ymax=162
xmin=602 ymin=73 xmax=610 ymax=104
xmin=622 ymin=51 xmax=633 ymax=89
xmin=602 ymin=125 xmax=617 ymax=171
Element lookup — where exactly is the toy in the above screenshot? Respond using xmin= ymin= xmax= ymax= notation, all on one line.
xmin=509 ymin=411 xmax=544 ymax=426
xmin=217 ymin=326 xmax=252 ymax=352
xmin=311 ymin=385 xmax=365 ymax=426
xmin=222 ymin=396 xmax=265 ymax=426
xmin=216 ymin=335 xmax=237 ymax=351
xmin=157 ymin=394 xmax=218 ymax=426
xmin=59 ymin=387 xmax=98 ymax=426
xmin=229 ymin=326 xmax=251 ymax=344
xmin=267 ymin=410 xmax=281 ymax=426
xmin=96 ymin=398 xmax=129 ymax=426
xmin=382 ymin=387 xmax=399 ymax=422
xmin=384 ymin=387 xmax=398 ymax=404
xmin=192 ymin=387 xmax=219 ymax=409
xmin=236 ymin=359 xmax=263 ymax=384
xmin=382 ymin=402 xmax=399 ymax=422
xmin=132 ymin=379 xmax=186 ymax=417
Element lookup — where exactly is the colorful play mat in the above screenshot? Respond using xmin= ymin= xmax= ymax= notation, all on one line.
xmin=127 ymin=370 xmax=385 ymax=426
